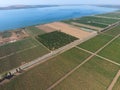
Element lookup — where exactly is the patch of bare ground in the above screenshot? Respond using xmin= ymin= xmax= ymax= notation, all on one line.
xmin=45 ymin=22 xmax=97 ymax=39
xmin=36 ymin=24 xmax=56 ymax=33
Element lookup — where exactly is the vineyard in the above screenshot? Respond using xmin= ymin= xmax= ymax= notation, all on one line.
xmin=36 ymin=31 xmax=78 ymax=50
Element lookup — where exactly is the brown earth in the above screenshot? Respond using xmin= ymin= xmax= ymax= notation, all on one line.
xmin=0 ymin=30 xmax=29 ymax=45
xmin=45 ymin=22 xmax=97 ymax=39
xmin=36 ymin=24 xmax=56 ymax=33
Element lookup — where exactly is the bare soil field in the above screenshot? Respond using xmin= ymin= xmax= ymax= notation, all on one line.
xmin=36 ymin=24 xmax=56 ymax=33
xmin=45 ymin=22 xmax=97 ymax=39
xmin=0 ymin=30 xmax=29 ymax=45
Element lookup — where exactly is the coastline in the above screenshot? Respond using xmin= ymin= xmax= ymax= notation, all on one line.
xmin=0 ymin=10 xmax=119 ymax=33
xmin=0 ymin=5 xmax=118 ymax=31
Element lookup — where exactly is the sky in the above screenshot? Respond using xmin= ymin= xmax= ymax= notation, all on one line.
xmin=0 ymin=0 xmax=120 ymax=6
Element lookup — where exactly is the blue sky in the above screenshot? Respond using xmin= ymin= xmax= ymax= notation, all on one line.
xmin=0 ymin=0 xmax=120 ymax=6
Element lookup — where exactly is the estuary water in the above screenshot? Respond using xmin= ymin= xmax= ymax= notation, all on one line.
xmin=0 ymin=5 xmax=118 ymax=31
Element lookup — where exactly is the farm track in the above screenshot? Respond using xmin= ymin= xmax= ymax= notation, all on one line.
xmin=0 ymin=30 xmax=97 ymax=85
xmin=47 ymin=54 xmax=95 ymax=90
xmin=93 ymin=15 xmax=120 ymax=20
xmin=75 ymin=46 xmax=120 ymax=66
xmin=107 ymin=70 xmax=120 ymax=90
xmin=0 ymin=39 xmax=81 ymax=83
xmin=0 ymin=45 xmax=38 ymax=60
xmin=100 ymin=21 xmax=120 ymax=33
xmin=92 ymin=21 xmax=109 ymax=25
xmin=100 ymin=33 xmax=115 ymax=37
xmin=0 ymin=26 xmax=92 ymax=84
xmin=25 ymin=29 xmax=51 ymax=51
xmin=47 ymin=33 xmax=120 ymax=90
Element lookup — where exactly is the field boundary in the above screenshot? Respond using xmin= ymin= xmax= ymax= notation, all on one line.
xmin=0 ymin=30 xmax=97 ymax=85
xmin=47 ymin=33 xmax=120 ymax=90
xmin=75 ymin=46 xmax=120 ymax=66
xmin=25 ymin=28 xmax=51 ymax=51
xmin=101 ymin=33 xmax=115 ymax=37
xmin=107 ymin=70 xmax=120 ymax=90
xmin=71 ymin=22 xmax=103 ymax=31
xmin=47 ymin=53 xmax=95 ymax=90
xmin=0 ymin=39 xmax=82 ymax=83
xmin=92 ymin=21 xmax=109 ymax=25
xmin=1 ymin=11 xmax=120 ymax=89
xmin=93 ymin=15 xmax=120 ymax=20
xmin=0 ymin=45 xmax=38 ymax=60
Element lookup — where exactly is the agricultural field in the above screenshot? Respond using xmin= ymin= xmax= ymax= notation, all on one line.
xmin=66 ymin=20 xmax=108 ymax=28
xmin=98 ymin=12 xmax=120 ymax=18
xmin=0 ymin=36 xmax=50 ymax=74
xmin=53 ymin=56 xmax=120 ymax=90
xmin=0 ymin=37 xmax=39 ymax=57
xmin=78 ymin=24 xmax=120 ymax=52
xmin=104 ymin=24 xmax=120 ymax=36
xmin=63 ymin=16 xmax=112 ymax=28
xmin=0 ymin=11 xmax=120 ymax=90
xmin=36 ymin=31 xmax=78 ymax=50
xmin=0 ymin=29 xmax=29 ymax=45
xmin=0 ymin=48 xmax=91 ymax=90
xmin=78 ymin=34 xmax=113 ymax=52
xmin=26 ymin=26 xmax=45 ymax=36
xmin=70 ymin=22 xmax=102 ymax=31
xmin=74 ymin=16 xmax=119 ymax=24
xmin=98 ymin=37 xmax=120 ymax=64
xmin=0 ymin=42 xmax=49 ymax=74
xmin=70 ymin=23 xmax=97 ymax=31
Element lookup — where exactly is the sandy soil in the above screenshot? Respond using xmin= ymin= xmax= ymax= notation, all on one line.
xmin=36 ymin=24 xmax=56 ymax=33
xmin=45 ymin=22 xmax=97 ymax=39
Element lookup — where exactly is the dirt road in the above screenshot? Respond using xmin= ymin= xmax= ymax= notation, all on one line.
xmin=108 ymin=70 xmax=120 ymax=90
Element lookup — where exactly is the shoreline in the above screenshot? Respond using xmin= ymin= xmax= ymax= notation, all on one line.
xmin=0 ymin=9 xmax=119 ymax=33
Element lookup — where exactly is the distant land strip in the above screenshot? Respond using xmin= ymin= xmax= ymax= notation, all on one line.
xmin=0 ymin=5 xmax=59 ymax=10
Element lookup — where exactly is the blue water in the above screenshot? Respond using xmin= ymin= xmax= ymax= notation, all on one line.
xmin=0 ymin=5 xmax=118 ymax=31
